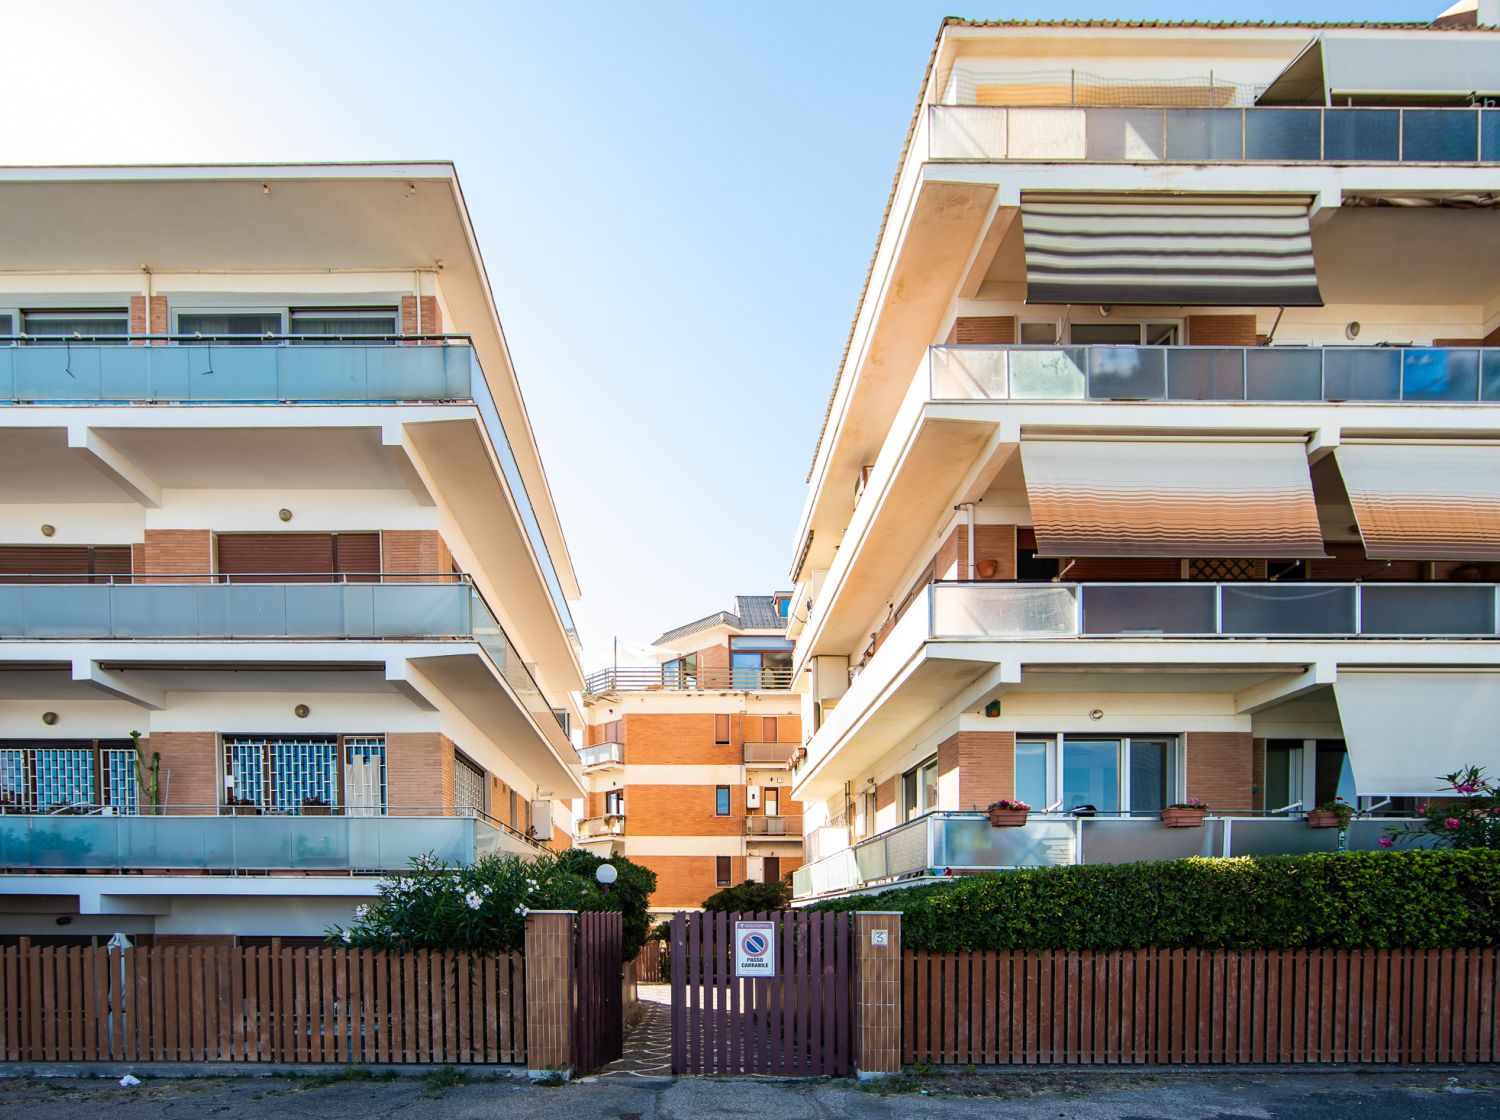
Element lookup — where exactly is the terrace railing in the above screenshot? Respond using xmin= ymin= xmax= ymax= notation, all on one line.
xmin=584 ymin=665 xmax=795 ymax=693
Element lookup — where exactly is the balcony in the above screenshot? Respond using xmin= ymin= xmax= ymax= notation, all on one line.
xmin=792 ymin=811 xmax=1430 ymax=899
xmin=928 ymin=105 xmax=1500 ymax=164
xmin=578 ymin=814 xmax=626 ymax=839
xmin=744 ymin=814 xmax=803 ymax=839
xmin=928 ymin=580 xmax=1500 ymax=641
xmin=0 ymin=335 xmax=579 ymax=663
xmin=584 ymin=665 xmax=795 ymax=694
xmin=742 ymin=741 xmax=796 ymax=767
xmin=0 ymin=808 xmax=544 ymax=873
xmin=929 ymin=345 xmax=1500 ymax=405
xmin=578 ymin=742 xmax=623 ymax=770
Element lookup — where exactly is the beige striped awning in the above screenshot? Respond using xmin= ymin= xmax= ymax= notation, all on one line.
xmin=1334 ymin=443 xmax=1500 ymax=561
xmin=1019 ymin=439 xmax=1327 ymax=558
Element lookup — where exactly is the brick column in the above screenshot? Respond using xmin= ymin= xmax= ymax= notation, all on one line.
xmin=855 ymin=911 xmax=902 ymax=1079
xmin=524 ymin=910 xmax=576 ymax=1079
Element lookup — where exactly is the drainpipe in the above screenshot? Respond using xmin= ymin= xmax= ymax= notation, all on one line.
xmin=954 ymin=503 xmax=976 ymax=579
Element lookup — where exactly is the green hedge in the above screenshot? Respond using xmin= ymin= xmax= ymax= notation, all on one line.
xmin=807 ymin=850 xmax=1500 ymax=951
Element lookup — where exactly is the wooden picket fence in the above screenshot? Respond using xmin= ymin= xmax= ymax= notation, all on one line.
xmin=0 ymin=942 xmax=526 ymax=1064
xmin=629 ymin=939 xmax=666 ymax=984
xmin=905 ymin=947 xmax=1499 ymax=1066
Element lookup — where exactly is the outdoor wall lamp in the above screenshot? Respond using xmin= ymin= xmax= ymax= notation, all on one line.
xmin=42 ymin=712 xmax=58 ymax=726
xmin=40 ymin=524 xmax=55 ymax=537
xmin=294 ymin=704 xmax=310 ymax=718
xmin=278 ymin=508 xmax=294 ymax=522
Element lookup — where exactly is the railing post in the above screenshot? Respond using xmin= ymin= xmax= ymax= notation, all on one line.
xmin=855 ymin=911 xmax=902 ymax=1080
xmin=524 ymin=909 xmax=577 ymax=1080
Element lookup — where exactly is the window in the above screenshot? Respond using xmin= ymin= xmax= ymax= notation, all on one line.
xmin=0 ymin=740 xmax=141 ymax=813
xmin=1069 ymin=322 xmax=1180 ymax=346
xmin=222 ymin=734 xmax=385 ymax=814
xmin=551 ymin=709 xmax=571 ymax=736
xmin=176 ymin=311 xmax=283 ymax=341
xmin=453 ymin=752 xmax=486 ymax=816
xmin=663 ymin=653 xmax=698 ymax=688
xmin=289 ymin=307 xmax=398 ymax=343
xmin=714 ymin=714 xmax=731 ymax=746
xmin=22 ymin=309 xmax=129 ymax=342
xmin=1019 ymin=321 xmax=1059 ymax=345
xmin=728 ymin=636 xmax=794 ymax=690
xmin=715 ymin=855 xmax=732 ymax=886
xmin=1014 ymin=736 xmax=1182 ymax=815
xmin=763 ymin=786 xmax=780 ymax=817
xmin=604 ymin=789 xmax=625 ymax=816
xmin=215 ymin=532 xmax=381 ymax=583
xmin=901 ymin=755 xmax=939 ymax=822
xmin=1264 ymin=739 xmax=1355 ymax=814
xmin=715 ymin=786 xmax=732 ymax=816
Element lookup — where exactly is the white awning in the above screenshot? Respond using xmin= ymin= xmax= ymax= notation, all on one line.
xmin=1333 ymin=671 xmax=1500 ymax=795
xmin=1262 ymin=34 xmax=1500 ymax=102
xmin=1333 ymin=442 xmax=1500 ymax=561
xmin=1020 ymin=193 xmax=1323 ymax=307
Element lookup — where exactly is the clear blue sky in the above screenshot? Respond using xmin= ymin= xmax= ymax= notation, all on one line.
xmin=1 ymin=0 xmax=1442 ymax=668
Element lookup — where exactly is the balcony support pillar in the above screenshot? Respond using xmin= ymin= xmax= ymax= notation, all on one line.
xmin=66 ymin=425 xmax=161 ymax=508
xmin=72 ymin=657 xmax=165 ymax=710
xmin=1233 ymin=660 xmax=1337 ymax=714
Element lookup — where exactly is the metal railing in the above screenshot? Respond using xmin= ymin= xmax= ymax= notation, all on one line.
xmin=928 ymin=580 xmax=1500 ymax=641
xmin=742 ymin=741 xmax=796 ymax=766
xmin=929 ymin=344 xmax=1500 ymax=405
xmin=928 ymin=104 xmax=1500 ymax=164
xmin=584 ymin=665 xmax=795 ymax=693
xmin=744 ymin=814 xmax=803 ymax=837
xmin=0 ymin=574 xmax=571 ymax=736
xmin=578 ymin=742 xmax=623 ymax=768
xmin=0 ymin=805 xmax=548 ymax=873
xmin=0 ymin=334 xmax=580 ymax=662
xmin=792 ymin=811 xmax=1431 ymax=898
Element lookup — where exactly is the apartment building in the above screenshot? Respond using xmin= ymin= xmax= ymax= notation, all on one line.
xmin=579 ymin=594 xmax=803 ymax=913
xmin=788 ymin=13 xmax=1500 ymax=900
xmin=0 ymin=164 xmax=585 ymax=939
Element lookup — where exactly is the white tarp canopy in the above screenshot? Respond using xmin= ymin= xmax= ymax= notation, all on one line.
xmin=1332 ymin=671 xmax=1500 ymax=795
xmin=1262 ymin=34 xmax=1500 ymax=102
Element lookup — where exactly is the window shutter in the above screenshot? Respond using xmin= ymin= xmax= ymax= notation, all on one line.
xmin=0 ymin=545 xmax=92 ymax=582
xmin=714 ymin=714 xmax=731 ymax=745
xmin=216 ymin=533 xmax=336 ymax=583
xmin=762 ymin=716 xmax=778 ymax=742
xmin=333 ymin=532 xmax=381 ymax=582
xmin=91 ymin=546 xmax=132 ymax=581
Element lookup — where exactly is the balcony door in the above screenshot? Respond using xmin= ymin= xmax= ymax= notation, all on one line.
xmin=1016 ymin=735 xmax=1180 ymax=815
xmin=344 ymin=738 xmax=387 ymax=817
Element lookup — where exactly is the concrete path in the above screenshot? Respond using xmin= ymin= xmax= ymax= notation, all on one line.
xmin=592 ymin=984 xmax=673 ymax=1080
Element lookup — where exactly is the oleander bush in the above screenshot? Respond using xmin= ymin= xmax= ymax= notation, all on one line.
xmin=701 ymin=878 xmax=792 ymax=913
xmin=807 ymin=850 xmax=1500 ymax=952
xmin=327 ymin=848 xmax=656 ymax=961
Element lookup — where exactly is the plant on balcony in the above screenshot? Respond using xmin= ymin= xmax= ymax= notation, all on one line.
xmin=223 ymin=795 xmax=261 ymax=816
xmin=326 ymin=848 xmax=657 ymax=962
xmin=985 ymin=798 xmax=1031 ymax=828
xmin=1307 ymin=796 xmax=1355 ymax=830
xmin=1161 ymin=799 xmax=1209 ymax=828
xmin=0 ymin=790 xmax=22 ymax=814
xmin=1381 ymin=766 xmax=1500 ymax=851
xmin=129 ymin=729 xmax=162 ymax=816
xmin=300 ymin=795 xmax=333 ymax=817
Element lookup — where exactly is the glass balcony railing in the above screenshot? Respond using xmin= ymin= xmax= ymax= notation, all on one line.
xmin=0 ymin=812 xmax=528 ymax=872
xmin=928 ymin=581 xmax=1500 ymax=640
xmin=792 ymin=811 xmax=1431 ymax=898
xmin=578 ymin=742 xmax=623 ymax=768
xmin=0 ymin=578 xmax=571 ymax=737
xmin=929 ymin=345 xmax=1500 ymax=404
xmin=929 ymin=105 xmax=1500 ymax=164
xmin=0 ymin=336 xmax=580 ymax=659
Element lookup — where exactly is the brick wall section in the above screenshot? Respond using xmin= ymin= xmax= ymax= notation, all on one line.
xmin=149 ymin=732 xmax=219 ymax=813
xmin=936 ymin=525 xmax=1018 ymax=581
xmin=945 ymin=316 xmax=1016 ymax=345
xmin=386 ymin=733 xmax=455 ymax=814
xmin=552 ymin=823 xmax=572 ymax=850
xmin=419 ymin=296 xmax=441 ymax=334
xmin=149 ymin=296 xmax=168 ymax=335
xmin=620 ymin=712 xmax=745 ymax=765
xmin=638 ymin=855 xmax=746 ymax=909
xmin=936 ymin=731 xmax=1016 ymax=810
xmin=400 ymin=296 xmax=418 ymax=336
xmin=627 ymin=783 xmax=744 ymax=837
xmin=137 ymin=529 xmax=212 ymax=582
xmin=129 ymin=296 xmax=147 ymax=343
xmin=524 ymin=911 xmax=575 ymax=1075
xmin=1186 ymin=315 xmax=1258 ymax=345
xmin=1185 ymin=731 xmax=1255 ymax=813
xmin=855 ymin=913 xmax=902 ymax=1077
xmin=380 ymin=530 xmax=451 ymax=581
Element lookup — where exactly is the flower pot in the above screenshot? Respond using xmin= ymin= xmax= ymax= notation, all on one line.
xmin=1160 ymin=807 xmax=1207 ymax=828
xmin=975 ymin=559 xmax=1000 ymax=580
xmin=300 ymin=804 xmax=332 ymax=817
xmin=986 ymin=808 xmax=1029 ymax=828
xmin=1305 ymin=809 xmax=1347 ymax=829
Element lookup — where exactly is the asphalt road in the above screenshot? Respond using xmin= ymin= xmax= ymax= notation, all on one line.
xmin=0 ymin=1068 xmax=1496 ymax=1119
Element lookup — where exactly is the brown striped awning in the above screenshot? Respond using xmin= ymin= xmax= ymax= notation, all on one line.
xmin=1019 ymin=439 xmax=1327 ymax=558
xmin=1334 ymin=443 xmax=1500 ymax=561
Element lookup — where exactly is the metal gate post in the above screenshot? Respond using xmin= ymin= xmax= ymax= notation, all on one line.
xmin=854 ymin=911 xmax=902 ymax=1080
xmin=524 ymin=909 xmax=577 ymax=1080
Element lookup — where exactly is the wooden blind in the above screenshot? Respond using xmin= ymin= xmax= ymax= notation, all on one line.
xmin=0 ymin=545 xmax=131 ymax=583
xmin=762 ymin=716 xmax=778 ymax=742
xmin=217 ymin=533 xmax=382 ymax=584
xmin=714 ymin=714 xmax=731 ymax=745
xmin=333 ymin=532 xmax=381 ymax=582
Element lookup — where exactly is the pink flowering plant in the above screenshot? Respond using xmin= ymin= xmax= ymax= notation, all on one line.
xmin=1381 ymin=766 xmax=1499 ymax=851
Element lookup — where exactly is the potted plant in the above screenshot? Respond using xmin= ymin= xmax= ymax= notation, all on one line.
xmin=0 ymin=790 xmax=22 ymax=815
xmin=301 ymin=795 xmax=333 ymax=817
xmin=224 ymin=795 xmax=260 ymax=816
xmin=1161 ymin=799 xmax=1209 ymax=828
xmin=985 ymin=798 xmax=1031 ymax=827
xmin=1307 ymin=796 xmax=1355 ymax=830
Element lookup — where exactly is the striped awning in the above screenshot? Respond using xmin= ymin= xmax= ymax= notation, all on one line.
xmin=1334 ymin=443 xmax=1500 ymax=561
xmin=1019 ymin=439 xmax=1327 ymax=558
xmin=1020 ymin=194 xmax=1324 ymax=306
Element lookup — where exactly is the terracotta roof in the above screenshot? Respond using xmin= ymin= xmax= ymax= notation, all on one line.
xmin=941 ymin=16 xmax=1484 ymax=30
xmin=653 ymin=593 xmax=789 ymax=644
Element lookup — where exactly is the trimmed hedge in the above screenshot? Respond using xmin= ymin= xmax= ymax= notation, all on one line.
xmin=807 ymin=850 xmax=1500 ymax=951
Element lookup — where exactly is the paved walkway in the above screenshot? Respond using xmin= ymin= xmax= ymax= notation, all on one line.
xmin=591 ymin=983 xmax=672 ymax=1080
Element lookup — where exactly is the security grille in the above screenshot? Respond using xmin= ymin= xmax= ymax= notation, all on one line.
xmin=0 ymin=748 xmax=31 ymax=811
xmin=224 ymin=736 xmax=339 ymax=813
xmin=101 ymin=748 xmax=139 ymax=813
xmin=1189 ymin=558 xmax=1265 ymax=581
xmin=35 ymin=748 xmax=95 ymax=812
xmin=453 ymin=753 xmax=485 ymax=817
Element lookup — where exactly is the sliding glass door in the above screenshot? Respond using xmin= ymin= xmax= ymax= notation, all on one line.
xmin=1015 ymin=735 xmax=1181 ymax=815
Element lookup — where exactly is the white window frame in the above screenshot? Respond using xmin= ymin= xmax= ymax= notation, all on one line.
xmin=173 ymin=306 xmax=288 ymax=337
xmin=1015 ymin=734 xmax=1184 ymax=815
xmin=1067 ymin=320 xmax=1185 ymax=346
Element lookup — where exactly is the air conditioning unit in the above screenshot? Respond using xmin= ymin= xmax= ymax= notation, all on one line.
xmin=746 ymin=785 xmax=761 ymax=809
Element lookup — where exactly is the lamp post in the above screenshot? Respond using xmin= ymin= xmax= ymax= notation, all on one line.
xmin=595 ymin=862 xmax=618 ymax=894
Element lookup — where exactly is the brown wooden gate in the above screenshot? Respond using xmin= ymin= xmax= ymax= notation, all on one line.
xmin=669 ymin=910 xmax=854 ymax=1076
xmin=574 ymin=911 xmax=623 ymax=1075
